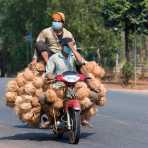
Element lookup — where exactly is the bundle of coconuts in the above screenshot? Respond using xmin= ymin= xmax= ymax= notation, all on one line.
xmin=5 ymin=61 xmax=107 ymax=127
xmin=5 ymin=62 xmax=45 ymax=126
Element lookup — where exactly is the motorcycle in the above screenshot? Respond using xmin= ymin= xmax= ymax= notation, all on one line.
xmin=46 ymin=71 xmax=87 ymax=144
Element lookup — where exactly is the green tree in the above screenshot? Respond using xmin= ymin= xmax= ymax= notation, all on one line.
xmin=101 ymin=0 xmax=148 ymax=61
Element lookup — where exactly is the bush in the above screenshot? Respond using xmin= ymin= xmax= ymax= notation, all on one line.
xmin=122 ymin=62 xmax=134 ymax=85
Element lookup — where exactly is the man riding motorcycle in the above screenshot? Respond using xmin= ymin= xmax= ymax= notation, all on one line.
xmin=40 ymin=38 xmax=91 ymax=128
xmin=31 ymin=12 xmax=76 ymax=65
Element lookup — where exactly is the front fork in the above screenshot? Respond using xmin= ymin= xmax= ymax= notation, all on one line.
xmin=67 ymin=111 xmax=71 ymax=130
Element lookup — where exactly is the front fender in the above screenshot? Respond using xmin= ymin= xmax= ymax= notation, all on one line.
xmin=65 ymin=99 xmax=81 ymax=112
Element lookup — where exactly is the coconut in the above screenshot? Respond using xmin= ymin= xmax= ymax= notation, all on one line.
xmin=17 ymin=86 xmax=25 ymax=95
xmin=24 ymin=83 xmax=36 ymax=95
xmin=75 ymin=81 xmax=88 ymax=90
xmin=97 ymin=84 xmax=107 ymax=97
xmin=35 ymin=62 xmax=45 ymax=72
xmin=81 ymin=105 xmax=97 ymax=121
xmin=75 ymin=87 xmax=90 ymax=100
xmin=5 ymin=92 xmax=17 ymax=107
xmin=35 ymin=89 xmax=45 ymax=104
xmin=80 ymin=97 xmax=93 ymax=110
xmin=35 ymin=88 xmax=44 ymax=98
xmin=54 ymin=88 xmax=65 ymax=99
xmin=22 ymin=95 xmax=33 ymax=103
xmin=16 ymin=74 xmax=26 ymax=87
xmin=31 ymin=96 xmax=40 ymax=107
xmin=31 ymin=106 xmax=41 ymax=114
xmin=30 ymin=113 xmax=40 ymax=124
xmin=33 ymin=77 xmax=44 ymax=88
xmin=53 ymin=98 xmax=63 ymax=109
xmin=17 ymin=72 xmax=24 ymax=78
xmin=46 ymin=89 xmax=59 ymax=103
xmin=86 ymin=78 xmax=101 ymax=92
xmin=96 ymin=96 xmax=107 ymax=106
xmin=19 ymin=102 xmax=32 ymax=113
xmin=7 ymin=80 xmax=18 ymax=92
xmin=80 ymin=61 xmax=96 ymax=75
xmin=22 ymin=111 xmax=33 ymax=121
xmin=15 ymin=96 xmax=23 ymax=106
xmin=23 ymin=68 xmax=34 ymax=81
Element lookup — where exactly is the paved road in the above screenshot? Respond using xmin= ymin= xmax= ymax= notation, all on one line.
xmin=0 ymin=78 xmax=148 ymax=148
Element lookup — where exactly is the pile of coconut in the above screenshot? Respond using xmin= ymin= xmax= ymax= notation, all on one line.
xmin=5 ymin=61 xmax=107 ymax=127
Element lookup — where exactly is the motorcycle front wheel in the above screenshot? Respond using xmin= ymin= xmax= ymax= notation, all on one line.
xmin=68 ymin=110 xmax=80 ymax=144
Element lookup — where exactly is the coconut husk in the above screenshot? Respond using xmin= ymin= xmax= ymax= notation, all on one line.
xmin=33 ymin=77 xmax=44 ymax=88
xmin=5 ymin=92 xmax=17 ymax=107
xmin=16 ymin=74 xmax=26 ymax=87
xmin=96 ymin=96 xmax=107 ymax=106
xmin=81 ymin=105 xmax=97 ymax=121
xmin=22 ymin=111 xmax=33 ymax=121
xmin=79 ymin=97 xmax=93 ymax=110
xmin=54 ymin=88 xmax=65 ymax=99
xmin=35 ymin=62 xmax=45 ymax=72
xmin=93 ymin=65 xmax=104 ymax=78
xmin=19 ymin=102 xmax=32 ymax=113
xmin=17 ymin=72 xmax=24 ymax=78
xmin=97 ymin=84 xmax=106 ymax=97
xmin=31 ymin=106 xmax=41 ymax=114
xmin=75 ymin=81 xmax=88 ymax=91
xmin=7 ymin=80 xmax=18 ymax=92
xmin=46 ymin=89 xmax=59 ymax=103
xmin=53 ymin=98 xmax=63 ymax=109
xmin=17 ymin=86 xmax=25 ymax=95
xmin=35 ymin=88 xmax=45 ymax=102
xmin=24 ymin=83 xmax=36 ymax=95
xmin=30 ymin=113 xmax=40 ymax=124
xmin=86 ymin=78 xmax=101 ymax=92
xmin=75 ymin=87 xmax=90 ymax=100
xmin=80 ymin=61 xmax=105 ymax=78
xmin=23 ymin=68 xmax=34 ymax=81
xmin=22 ymin=95 xmax=33 ymax=103
xmin=80 ymin=61 xmax=97 ymax=75
xmin=31 ymin=96 xmax=41 ymax=107
xmin=15 ymin=96 xmax=24 ymax=106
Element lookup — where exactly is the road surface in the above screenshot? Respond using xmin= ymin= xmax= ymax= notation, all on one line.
xmin=0 ymin=78 xmax=148 ymax=148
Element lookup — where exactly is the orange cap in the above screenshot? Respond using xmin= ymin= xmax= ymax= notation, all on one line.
xmin=51 ymin=12 xmax=65 ymax=22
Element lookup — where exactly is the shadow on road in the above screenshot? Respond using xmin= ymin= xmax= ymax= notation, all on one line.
xmin=0 ymin=132 xmax=95 ymax=143
xmin=13 ymin=124 xmax=40 ymax=129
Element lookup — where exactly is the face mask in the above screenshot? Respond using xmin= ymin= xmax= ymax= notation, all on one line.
xmin=63 ymin=46 xmax=71 ymax=55
xmin=52 ymin=21 xmax=62 ymax=30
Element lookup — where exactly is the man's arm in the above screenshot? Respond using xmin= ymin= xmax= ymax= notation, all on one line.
xmin=68 ymin=42 xmax=86 ymax=64
xmin=31 ymin=30 xmax=47 ymax=65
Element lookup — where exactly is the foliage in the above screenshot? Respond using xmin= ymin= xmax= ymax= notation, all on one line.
xmin=122 ymin=62 xmax=134 ymax=85
xmin=0 ymin=0 xmax=147 ymax=75
xmin=101 ymin=0 xmax=148 ymax=61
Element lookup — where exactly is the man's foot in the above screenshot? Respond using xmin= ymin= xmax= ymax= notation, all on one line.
xmin=81 ymin=120 xmax=93 ymax=128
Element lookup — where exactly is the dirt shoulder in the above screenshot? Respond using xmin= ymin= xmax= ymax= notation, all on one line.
xmin=103 ymin=79 xmax=148 ymax=92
